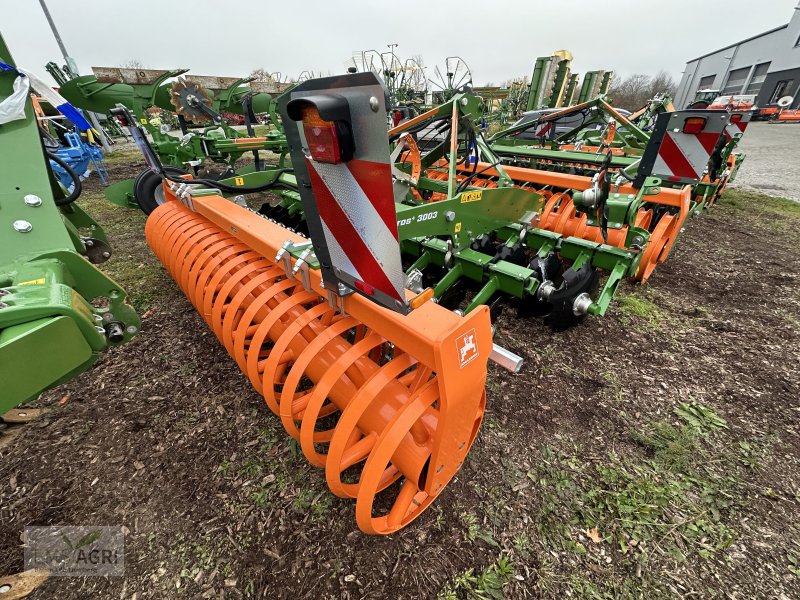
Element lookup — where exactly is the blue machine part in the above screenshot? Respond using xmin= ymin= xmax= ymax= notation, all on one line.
xmin=49 ymin=132 xmax=108 ymax=190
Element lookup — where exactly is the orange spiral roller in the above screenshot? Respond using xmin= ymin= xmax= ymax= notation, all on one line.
xmin=146 ymin=195 xmax=492 ymax=534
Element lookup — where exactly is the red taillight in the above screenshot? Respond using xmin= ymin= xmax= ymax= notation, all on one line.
xmin=302 ymin=106 xmax=343 ymax=163
xmin=354 ymin=279 xmax=375 ymax=295
xmin=730 ymin=113 xmax=743 ymax=124
xmin=682 ymin=117 xmax=706 ymax=134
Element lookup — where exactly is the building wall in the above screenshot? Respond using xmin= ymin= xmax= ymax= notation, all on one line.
xmin=675 ymin=2 xmax=800 ymax=109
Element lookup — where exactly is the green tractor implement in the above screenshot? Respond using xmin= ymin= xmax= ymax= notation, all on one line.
xmin=56 ymin=66 xmax=292 ymax=213
xmin=488 ymin=94 xmax=751 ymax=213
xmin=131 ymin=81 xmax=705 ymax=325
xmin=0 ymin=34 xmax=139 ymax=414
xmin=526 ymin=50 xmax=574 ymax=111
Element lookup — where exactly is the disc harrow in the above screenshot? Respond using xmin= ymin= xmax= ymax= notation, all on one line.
xmin=426 ymin=159 xmax=691 ymax=283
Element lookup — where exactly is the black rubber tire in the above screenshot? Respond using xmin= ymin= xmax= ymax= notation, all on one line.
xmin=133 ymin=167 xmax=187 ymax=215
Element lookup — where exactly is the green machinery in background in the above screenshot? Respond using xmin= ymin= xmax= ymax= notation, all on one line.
xmin=52 ymin=64 xmax=292 ymax=212
xmin=0 ymin=34 xmax=139 ymax=413
xmin=527 ymin=50 xmax=574 ymax=111
xmin=489 ymin=93 xmax=749 ymax=212
xmin=577 ymin=70 xmax=614 ymax=104
xmin=526 ymin=51 xmax=614 ymax=111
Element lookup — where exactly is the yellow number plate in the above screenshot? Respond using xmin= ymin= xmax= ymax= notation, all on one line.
xmin=460 ymin=190 xmax=483 ymax=203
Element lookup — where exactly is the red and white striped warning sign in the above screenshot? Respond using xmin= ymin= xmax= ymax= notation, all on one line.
xmin=305 ymin=157 xmax=406 ymax=303
xmin=283 ymin=74 xmax=411 ymax=313
xmin=533 ymin=121 xmax=554 ymax=138
xmin=648 ymin=112 xmax=728 ymax=183
xmin=722 ymin=110 xmax=753 ymax=142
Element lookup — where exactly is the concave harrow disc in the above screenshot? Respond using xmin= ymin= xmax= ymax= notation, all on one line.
xmin=145 ymin=197 xmax=491 ymax=534
xmin=170 ymin=77 xmax=213 ymax=124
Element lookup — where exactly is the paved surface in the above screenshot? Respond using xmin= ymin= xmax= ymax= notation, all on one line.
xmin=730 ymin=122 xmax=800 ymax=201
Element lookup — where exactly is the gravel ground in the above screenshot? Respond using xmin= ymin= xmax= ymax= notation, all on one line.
xmin=729 ymin=122 xmax=800 ymax=201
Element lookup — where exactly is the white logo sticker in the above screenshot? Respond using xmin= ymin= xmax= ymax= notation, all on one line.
xmin=457 ymin=329 xmax=479 ymax=368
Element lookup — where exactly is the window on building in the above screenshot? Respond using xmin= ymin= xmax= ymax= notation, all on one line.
xmin=722 ymin=67 xmax=751 ymax=95
xmin=770 ymin=80 xmax=797 ymax=103
xmin=697 ymin=75 xmax=716 ymax=90
xmin=745 ymin=62 xmax=771 ymax=94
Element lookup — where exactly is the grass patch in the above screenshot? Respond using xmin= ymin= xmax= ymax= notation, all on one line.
xmin=720 ymin=189 xmax=800 ymax=218
xmin=103 ymin=149 xmax=145 ymax=166
xmin=529 ymin=402 xmax=766 ymax=597
xmin=438 ymin=555 xmax=515 ymax=599
xmin=616 ymin=290 xmax=668 ymax=331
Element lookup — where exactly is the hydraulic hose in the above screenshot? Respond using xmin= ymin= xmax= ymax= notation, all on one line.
xmin=47 ymin=151 xmax=82 ymax=206
xmin=163 ymin=167 xmax=293 ymax=194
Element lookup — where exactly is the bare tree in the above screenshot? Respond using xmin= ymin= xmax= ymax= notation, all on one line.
xmin=249 ymin=68 xmax=275 ymax=82
xmin=647 ymin=70 xmax=677 ymax=98
xmin=408 ymin=54 xmax=427 ymax=92
xmin=121 ymin=59 xmax=146 ymax=69
xmin=609 ymin=71 xmax=677 ymax=110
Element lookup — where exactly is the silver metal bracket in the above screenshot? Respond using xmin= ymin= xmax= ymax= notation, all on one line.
xmin=276 ymin=240 xmax=315 ymax=291
xmin=325 ymin=282 xmax=353 ymax=316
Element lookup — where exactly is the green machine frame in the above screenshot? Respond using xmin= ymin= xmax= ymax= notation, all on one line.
xmin=0 ymin=34 xmax=139 ymax=413
xmin=57 ymin=66 xmax=291 ymax=208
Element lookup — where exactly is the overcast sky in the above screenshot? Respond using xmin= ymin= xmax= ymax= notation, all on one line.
xmin=2 ymin=0 xmax=796 ymax=87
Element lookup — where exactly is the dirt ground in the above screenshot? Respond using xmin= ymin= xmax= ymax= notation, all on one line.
xmin=1 ymin=153 xmax=799 ymax=599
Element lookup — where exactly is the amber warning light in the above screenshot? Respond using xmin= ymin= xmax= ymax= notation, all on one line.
xmin=300 ymin=105 xmax=355 ymax=164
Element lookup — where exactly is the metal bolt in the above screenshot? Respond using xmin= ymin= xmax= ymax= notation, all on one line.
xmin=126 ymin=325 xmax=138 ymax=334
xmin=460 ymin=97 xmax=468 ymax=106
xmin=95 ymin=326 xmax=106 ymax=335
xmin=0 ymin=289 xmax=8 ymax=296
xmin=102 ymin=251 xmax=111 ymax=259
xmin=13 ymin=220 xmax=32 ymax=233
xmin=0 ymin=302 xmax=8 ymax=309
xmin=24 ymin=194 xmax=42 ymax=207
xmin=445 ymin=211 xmax=455 ymax=222
xmin=86 ymin=240 xmax=94 ymax=247
xmin=368 ymin=96 xmax=379 ymax=112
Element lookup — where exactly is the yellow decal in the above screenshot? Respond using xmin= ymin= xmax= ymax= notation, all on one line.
xmin=460 ymin=190 xmax=483 ymax=203
xmin=235 ymin=177 xmax=245 ymax=186
xmin=454 ymin=222 xmax=462 ymax=233
xmin=139 ymin=118 xmax=148 ymax=125
xmin=18 ymin=278 xmax=46 ymax=286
